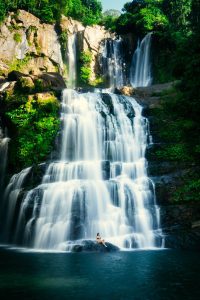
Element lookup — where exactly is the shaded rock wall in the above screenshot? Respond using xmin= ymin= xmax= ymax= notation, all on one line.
xmin=121 ymin=82 xmax=200 ymax=249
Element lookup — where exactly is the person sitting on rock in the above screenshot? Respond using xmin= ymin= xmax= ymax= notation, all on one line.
xmin=96 ymin=233 xmax=107 ymax=247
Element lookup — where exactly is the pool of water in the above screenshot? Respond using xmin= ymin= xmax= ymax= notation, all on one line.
xmin=0 ymin=247 xmax=199 ymax=300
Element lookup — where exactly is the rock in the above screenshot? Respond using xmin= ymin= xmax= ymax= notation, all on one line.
xmin=18 ymin=76 xmax=35 ymax=91
xmin=135 ymin=82 xmax=175 ymax=98
xmin=38 ymin=72 xmax=66 ymax=90
xmin=83 ymin=25 xmax=113 ymax=53
xmin=164 ymin=227 xmax=200 ymax=250
xmin=60 ymin=16 xmax=85 ymax=34
xmin=71 ymin=240 xmax=120 ymax=253
xmin=160 ymin=204 xmax=200 ymax=228
xmin=160 ymin=204 xmax=200 ymax=250
xmin=8 ymin=70 xmax=28 ymax=81
xmin=0 ymin=10 xmax=63 ymax=76
xmin=118 ymin=86 xmax=134 ymax=96
xmin=192 ymin=220 xmax=200 ymax=229
xmin=6 ymin=71 xmax=66 ymax=92
xmin=34 ymin=92 xmax=57 ymax=103
xmin=60 ymin=16 xmax=114 ymax=84
xmin=16 ymin=10 xmax=40 ymax=28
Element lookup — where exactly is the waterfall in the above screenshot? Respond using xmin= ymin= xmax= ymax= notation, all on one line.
xmin=130 ymin=33 xmax=152 ymax=88
xmin=0 ymin=127 xmax=9 ymax=190
xmin=13 ymin=90 xmax=162 ymax=250
xmin=2 ymin=167 xmax=31 ymax=242
xmin=67 ymin=34 xmax=77 ymax=88
xmin=101 ymin=39 xmax=125 ymax=90
xmin=2 ymin=31 xmax=163 ymax=250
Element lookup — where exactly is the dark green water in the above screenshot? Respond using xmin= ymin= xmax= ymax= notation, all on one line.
xmin=0 ymin=248 xmax=199 ymax=300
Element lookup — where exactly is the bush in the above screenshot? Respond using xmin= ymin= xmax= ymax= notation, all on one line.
xmin=6 ymin=93 xmax=60 ymax=170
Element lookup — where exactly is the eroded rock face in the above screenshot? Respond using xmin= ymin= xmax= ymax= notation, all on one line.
xmin=0 ymin=10 xmax=63 ymax=76
xmin=60 ymin=16 xmax=114 ymax=83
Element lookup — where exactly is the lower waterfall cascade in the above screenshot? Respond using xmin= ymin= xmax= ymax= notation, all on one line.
xmin=5 ymin=90 xmax=163 ymax=250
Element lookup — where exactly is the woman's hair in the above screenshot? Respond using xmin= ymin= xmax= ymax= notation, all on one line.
xmin=97 ymin=233 xmax=99 ymax=235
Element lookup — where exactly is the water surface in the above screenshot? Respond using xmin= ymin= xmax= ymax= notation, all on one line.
xmin=0 ymin=248 xmax=199 ymax=300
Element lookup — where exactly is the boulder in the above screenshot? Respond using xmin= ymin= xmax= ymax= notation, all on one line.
xmin=70 ymin=240 xmax=120 ymax=253
xmin=118 ymin=86 xmax=134 ymax=97
xmin=6 ymin=71 xmax=66 ymax=92
xmin=38 ymin=72 xmax=66 ymax=90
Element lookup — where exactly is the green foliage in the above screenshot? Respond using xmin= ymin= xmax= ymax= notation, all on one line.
xmin=114 ymin=0 xmax=169 ymax=35
xmin=8 ymin=54 xmax=32 ymax=73
xmin=13 ymin=32 xmax=22 ymax=43
xmin=0 ymin=0 xmax=102 ymax=25
xmin=59 ymin=31 xmax=68 ymax=60
xmin=79 ymin=51 xmax=92 ymax=85
xmin=78 ymin=50 xmax=104 ymax=86
xmin=138 ymin=6 xmax=168 ymax=31
xmin=0 ymin=0 xmax=6 ymax=23
xmin=6 ymin=94 xmax=60 ymax=170
xmin=173 ymin=177 xmax=200 ymax=203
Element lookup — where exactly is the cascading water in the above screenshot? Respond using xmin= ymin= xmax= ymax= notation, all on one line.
xmin=67 ymin=34 xmax=77 ymax=88
xmin=0 ymin=127 xmax=9 ymax=190
xmin=2 ymin=167 xmax=31 ymax=242
xmin=13 ymin=90 xmax=162 ymax=250
xmin=130 ymin=33 xmax=152 ymax=88
xmin=3 ymin=31 xmax=163 ymax=250
xmin=101 ymin=39 xmax=125 ymax=90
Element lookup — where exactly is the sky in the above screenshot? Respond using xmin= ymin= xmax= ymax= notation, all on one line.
xmin=101 ymin=0 xmax=129 ymax=12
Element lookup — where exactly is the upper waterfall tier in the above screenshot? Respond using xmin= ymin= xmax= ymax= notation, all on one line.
xmin=8 ymin=90 xmax=162 ymax=250
xmin=130 ymin=33 xmax=152 ymax=88
xmin=101 ymin=39 xmax=126 ymax=90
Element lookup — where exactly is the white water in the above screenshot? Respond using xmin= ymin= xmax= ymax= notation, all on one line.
xmin=14 ymin=89 xmax=162 ymax=250
xmin=67 ymin=34 xmax=77 ymax=88
xmin=3 ymin=167 xmax=31 ymax=240
xmin=101 ymin=39 xmax=125 ymax=90
xmin=0 ymin=128 xmax=10 ymax=189
xmin=130 ymin=33 xmax=152 ymax=88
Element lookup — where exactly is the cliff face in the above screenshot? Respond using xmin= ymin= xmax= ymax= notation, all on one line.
xmin=60 ymin=15 xmax=114 ymax=83
xmin=0 ymin=10 xmax=113 ymax=84
xmin=0 ymin=10 xmax=63 ymax=77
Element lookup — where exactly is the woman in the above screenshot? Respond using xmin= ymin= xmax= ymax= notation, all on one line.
xmin=96 ymin=233 xmax=107 ymax=247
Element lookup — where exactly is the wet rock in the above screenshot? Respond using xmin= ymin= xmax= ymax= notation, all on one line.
xmin=159 ymin=204 xmax=200 ymax=250
xmin=71 ymin=240 xmax=120 ymax=253
xmin=118 ymin=86 xmax=134 ymax=96
xmin=164 ymin=227 xmax=200 ymax=250
xmin=101 ymin=93 xmax=114 ymax=114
